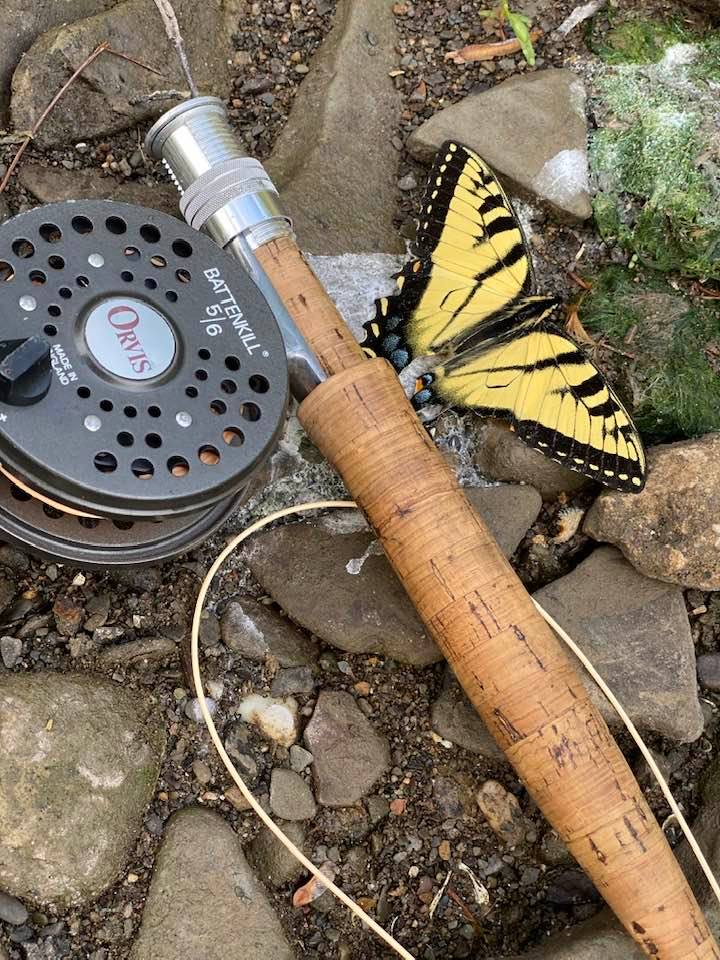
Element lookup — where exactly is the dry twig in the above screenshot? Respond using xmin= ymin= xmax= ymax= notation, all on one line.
xmin=0 ymin=42 xmax=164 ymax=196
xmin=445 ymin=29 xmax=543 ymax=63
xmin=151 ymin=0 xmax=198 ymax=97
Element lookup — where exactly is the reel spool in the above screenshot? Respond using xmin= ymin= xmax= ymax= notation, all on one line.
xmin=0 ymin=200 xmax=289 ymax=566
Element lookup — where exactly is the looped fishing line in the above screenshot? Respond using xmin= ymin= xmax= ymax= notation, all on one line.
xmin=191 ymin=500 xmax=720 ymax=960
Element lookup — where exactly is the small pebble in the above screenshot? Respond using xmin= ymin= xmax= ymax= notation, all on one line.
xmin=0 ymin=635 xmax=22 ymax=668
xmin=398 ymin=173 xmax=418 ymax=191
xmin=0 ymin=891 xmax=29 ymax=925
xmin=184 ymin=697 xmax=216 ymax=723
xmin=290 ymin=744 xmax=314 ymax=772
xmin=192 ymin=759 xmax=212 ymax=784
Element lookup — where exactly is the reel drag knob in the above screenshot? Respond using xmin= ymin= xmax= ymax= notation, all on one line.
xmin=0 ymin=337 xmax=51 ymax=406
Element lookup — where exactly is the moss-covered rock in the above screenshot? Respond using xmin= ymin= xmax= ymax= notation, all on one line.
xmin=589 ymin=23 xmax=720 ymax=279
xmin=581 ymin=266 xmax=720 ymax=442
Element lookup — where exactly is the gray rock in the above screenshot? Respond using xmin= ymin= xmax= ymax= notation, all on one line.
xmin=266 ymin=0 xmax=403 ymax=253
xmin=247 ymin=820 xmax=306 ymax=889
xmin=584 ymin=434 xmax=720 ymax=590
xmin=430 ymin=670 xmax=505 ymax=762
xmin=244 ymin=523 xmax=439 ymax=666
xmin=271 ymin=666 xmax=315 ymax=696
xmin=0 ymin=636 xmax=21 ymax=668
xmin=0 ymin=195 xmax=10 ymax=225
xmin=533 ymin=547 xmax=703 ymax=742
xmin=477 ymin=780 xmax=531 ymax=848
xmin=18 ymin=165 xmax=180 ymax=217
xmin=407 ymin=69 xmax=591 ymax=221
xmin=290 ymin=745 xmax=314 ymax=773
xmin=698 ymin=654 xmax=720 ymax=692
xmin=244 ymin=483 xmax=540 ymax=667
xmin=0 ymin=890 xmax=28 ymax=925
xmin=129 ymin=808 xmax=294 ymax=960
xmin=471 ymin=419 xmax=589 ymax=499
xmin=220 ymin=597 xmax=319 ymax=667
xmin=269 ymin=768 xmax=317 ymax=821
xmin=0 ymin=0 xmax=115 ymax=124
xmin=0 ymin=672 xmax=164 ymax=906
xmin=304 ymin=691 xmax=390 ymax=807
xmin=96 ymin=636 xmax=177 ymax=669
xmin=11 ymin=0 xmax=234 ymax=146
xmin=465 ymin=484 xmax=542 ymax=557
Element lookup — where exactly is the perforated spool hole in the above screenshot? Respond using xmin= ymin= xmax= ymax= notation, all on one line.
xmin=144 ymin=277 xmax=158 ymax=290
xmin=43 ymin=504 xmax=64 ymax=520
xmin=10 ymin=484 xmax=31 ymax=502
xmin=249 ymin=374 xmax=269 ymax=394
xmin=113 ymin=519 xmax=134 ymax=530
xmin=72 ymin=216 xmax=93 ymax=235
xmin=44 ymin=324 xmax=57 ymax=337
xmin=48 ymin=255 xmax=64 ymax=270
xmin=221 ymin=379 xmax=237 ymax=394
xmin=124 ymin=405 xmax=137 ymax=418
xmin=140 ymin=224 xmax=161 ymax=244
xmin=148 ymin=405 xmax=161 ymax=418
xmin=198 ymin=445 xmax=220 ymax=465
xmin=78 ymin=516 xmax=100 ymax=529
xmin=225 ymin=356 xmax=240 ymax=372
xmin=168 ymin=456 xmax=189 ymax=477
xmin=145 ymin=433 xmax=162 ymax=449
xmin=117 ymin=432 xmax=134 ymax=447
xmin=13 ymin=239 xmax=34 ymax=259
xmin=124 ymin=246 xmax=140 ymax=260
xmin=99 ymin=399 xmax=113 ymax=412
xmin=223 ymin=427 xmax=244 ymax=447
xmin=198 ymin=348 xmax=211 ymax=361
xmin=59 ymin=287 xmax=72 ymax=299
xmin=150 ymin=255 xmax=167 ymax=268
xmin=185 ymin=386 xmax=198 ymax=398
xmin=29 ymin=270 xmax=46 ymax=285
xmin=195 ymin=369 xmax=208 ymax=382
xmin=106 ymin=216 xmax=127 ymax=235
xmin=172 ymin=239 xmax=192 ymax=258
xmin=240 ymin=402 xmax=261 ymax=422
xmin=131 ymin=458 xmax=155 ymax=479
xmin=176 ymin=268 xmax=191 ymax=284
xmin=48 ymin=304 xmax=61 ymax=317
xmin=166 ymin=290 xmax=178 ymax=302
xmin=77 ymin=386 xmax=91 ymax=399
xmin=210 ymin=399 xmax=226 ymax=416
xmin=121 ymin=271 xmax=133 ymax=282
xmin=39 ymin=223 xmax=62 ymax=243
xmin=94 ymin=451 xmax=117 ymax=473
xmin=76 ymin=275 xmax=90 ymax=288
xmin=0 ymin=261 xmax=15 ymax=283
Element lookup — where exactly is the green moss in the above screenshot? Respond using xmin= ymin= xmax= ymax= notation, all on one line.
xmin=582 ymin=267 xmax=720 ymax=442
xmin=589 ymin=34 xmax=720 ymax=279
xmin=593 ymin=19 xmax=689 ymax=64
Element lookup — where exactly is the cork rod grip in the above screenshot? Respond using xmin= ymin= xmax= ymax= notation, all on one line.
xmin=256 ymin=236 xmax=718 ymax=958
xmin=299 ymin=361 xmax=717 ymax=960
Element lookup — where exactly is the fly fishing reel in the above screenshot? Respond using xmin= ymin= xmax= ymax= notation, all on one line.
xmin=0 ymin=200 xmax=288 ymax=566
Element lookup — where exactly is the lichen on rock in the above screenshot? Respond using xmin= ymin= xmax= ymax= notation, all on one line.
xmin=589 ymin=27 xmax=720 ymax=278
xmin=581 ymin=266 xmax=720 ymax=442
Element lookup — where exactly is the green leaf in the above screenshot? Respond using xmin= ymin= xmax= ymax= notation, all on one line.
xmin=507 ymin=9 xmax=536 ymax=65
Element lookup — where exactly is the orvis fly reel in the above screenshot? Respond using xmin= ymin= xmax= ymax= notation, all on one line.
xmin=0 ymin=200 xmax=289 ymax=566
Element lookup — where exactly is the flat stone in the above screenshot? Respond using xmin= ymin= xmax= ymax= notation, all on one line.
xmin=244 ymin=523 xmax=439 ymax=666
xmin=18 ymin=165 xmax=180 ymax=217
xmin=407 ymin=69 xmax=591 ymax=221
xmin=0 ymin=0 xmax=115 ymax=124
xmin=244 ymin=484 xmax=540 ymax=667
xmin=0 ymin=890 xmax=28 ymax=925
xmin=270 ymin=666 xmax=315 ymax=696
xmin=430 ymin=670 xmax=505 ymax=762
xmin=471 ymin=419 xmax=590 ymax=499
xmin=269 ymin=768 xmax=317 ymax=821
xmin=0 ymin=635 xmax=22 ymax=668
xmin=96 ymin=636 xmax=177 ymax=669
xmin=304 ymin=691 xmax=390 ymax=807
xmin=266 ymin=0 xmax=403 ymax=253
xmin=584 ymin=434 xmax=720 ymax=590
xmin=247 ymin=820 xmax=306 ymax=889
xmin=0 ymin=672 xmax=164 ymax=906
xmin=11 ymin=0 xmax=234 ymax=146
xmin=465 ymin=484 xmax=542 ymax=557
xmin=220 ymin=597 xmax=319 ymax=667
xmin=533 ymin=547 xmax=703 ymax=742
xmin=698 ymin=654 xmax=720 ymax=692
xmin=129 ymin=808 xmax=294 ymax=960
xmin=290 ymin=745 xmax=314 ymax=773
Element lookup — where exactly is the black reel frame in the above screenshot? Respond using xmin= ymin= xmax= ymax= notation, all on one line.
xmin=0 ymin=200 xmax=290 ymax=567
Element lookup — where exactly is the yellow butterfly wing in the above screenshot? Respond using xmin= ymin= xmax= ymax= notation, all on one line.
xmin=400 ymin=141 xmax=534 ymax=356
xmin=436 ymin=319 xmax=646 ymax=491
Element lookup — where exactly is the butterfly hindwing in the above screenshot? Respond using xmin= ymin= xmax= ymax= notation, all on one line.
xmin=360 ymin=140 xmax=647 ymax=492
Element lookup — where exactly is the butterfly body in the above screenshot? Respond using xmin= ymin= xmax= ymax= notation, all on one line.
xmin=361 ymin=141 xmax=646 ymax=492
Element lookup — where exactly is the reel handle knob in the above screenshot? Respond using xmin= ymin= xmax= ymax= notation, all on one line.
xmin=0 ymin=337 xmax=52 ymax=406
